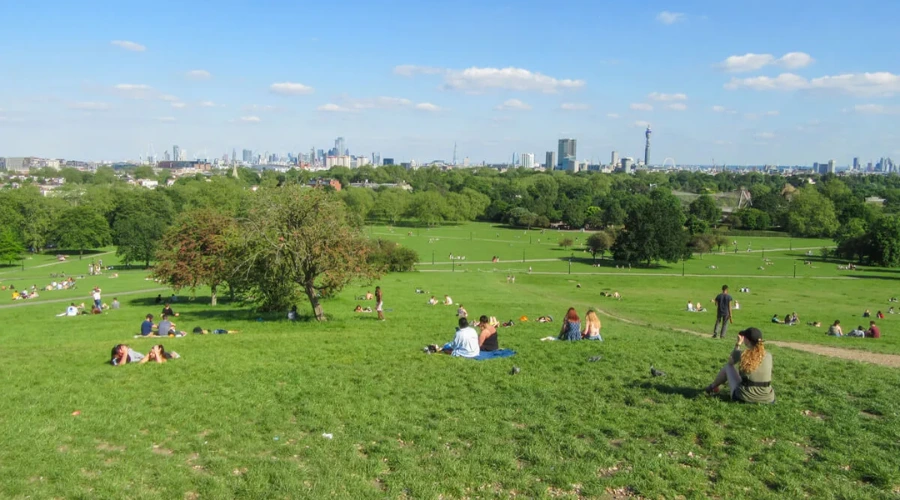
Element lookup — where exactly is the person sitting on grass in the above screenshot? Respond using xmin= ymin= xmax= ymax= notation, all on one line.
xmin=155 ymin=294 xmax=163 ymax=304
xmin=192 ymin=327 xmax=240 ymax=335
xmin=157 ymin=314 xmax=175 ymax=336
xmin=91 ymin=304 xmax=102 ymax=315
xmin=890 ymin=307 xmax=895 ymax=315
xmin=863 ymin=309 xmax=871 ymax=318
xmin=477 ymin=315 xmax=499 ymax=352
xmin=443 ymin=295 xmax=453 ymax=306
xmin=687 ymin=301 xmax=695 ymax=312
xmin=161 ymin=303 xmax=179 ymax=317
xmin=696 ymin=302 xmax=706 ymax=312
xmin=110 ymin=344 xmax=144 ymax=366
xmin=457 ymin=304 xmax=468 ymax=319
xmin=427 ymin=296 xmax=438 ymax=306
xmin=704 ymin=327 xmax=775 ymax=404
xmin=847 ymin=325 xmax=866 ymax=337
xmin=111 ymin=298 xmax=120 ymax=310
xmin=365 ymin=291 xmax=374 ymax=300
xmin=581 ymin=310 xmax=602 ymax=341
xmin=771 ymin=313 xmax=781 ymax=324
xmin=807 ymin=321 xmax=822 ymax=327
xmin=783 ymin=314 xmax=794 ymax=325
xmin=876 ymin=310 xmax=885 ymax=319
xmin=826 ymin=320 xmax=843 ymax=336
xmin=558 ymin=308 xmax=581 ymax=341
xmin=433 ymin=317 xmax=480 ymax=358
xmin=354 ymin=305 xmax=363 ymax=313
xmin=140 ymin=314 xmax=156 ymax=336
xmin=57 ymin=303 xmax=79 ymax=317
xmin=866 ymin=321 xmax=881 ymax=338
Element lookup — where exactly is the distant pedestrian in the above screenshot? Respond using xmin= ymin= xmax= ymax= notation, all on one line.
xmin=712 ymin=285 xmax=733 ymax=339
xmin=375 ymin=286 xmax=384 ymax=321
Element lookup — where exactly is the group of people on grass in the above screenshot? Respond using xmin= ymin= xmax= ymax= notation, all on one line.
xmin=110 ymin=343 xmax=179 ymax=366
xmin=427 ymin=294 xmax=455 ymax=306
xmin=825 ymin=320 xmax=881 ymax=338
xmin=427 ymin=315 xmax=501 ymax=358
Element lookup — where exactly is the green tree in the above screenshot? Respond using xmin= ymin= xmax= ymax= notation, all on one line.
xmin=864 ymin=216 xmax=900 ymax=267
xmin=133 ymin=165 xmax=157 ymax=180
xmin=0 ymin=227 xmax=25 ymax=265
xmin=340 ymin=187 xmax=376 ymax=223
xmin=689 ymin=233 xmax=716 ymax=259
xmin=558 ymin=237 xmax=574 ymax=249
xmin=114 ymin=214 xmax=168 ymax=267
xmin=612 ymin=190 xmax=690 ymax=266
xmin=372 ymin=188 xmax=408 ymax=223
xmin=833 ymin=218 xmax=868 ymax=263
xmin=153 ymin=209 xmax=236 ymax=306
xmin=406 ymin=191 xmax=447 ymax=226
xmin=53 ymin=206 xmax=112 ymax=257
xmin=688 ymin=194 xmax=721 ymax=224
xmin=505 ymin=207 xmax=538 ymax=229
xmin=786 ymin=186 xmax=839 ymax=237
xmin=586 ymin=231 xmax=614 ymax=260
xmin=231 ymin=186 xmax=379 ymax=320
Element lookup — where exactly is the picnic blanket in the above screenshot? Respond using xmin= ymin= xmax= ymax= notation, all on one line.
xmin=472 ymin=349 xmax=516 ymax=361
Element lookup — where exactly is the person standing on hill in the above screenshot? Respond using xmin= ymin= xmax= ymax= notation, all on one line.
xmin=712 ymin=285 xmax=733 ymax=339
xmin=375 ymin=286 xmax=384 ymax=321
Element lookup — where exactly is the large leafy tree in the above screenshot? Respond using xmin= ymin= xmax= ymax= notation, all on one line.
xmin=53 ymin=206 xmax=112 ymax=257
xmin=153 ymin=209 xmax=235 ymax=306
xmin=114 ymin=214 xmax=169 ymax=267
xmin=372 ymin=188 xmax=408 ymax=223
xmin=232 ymin=186 xmax=379 ymax=320
xmin=0 ymin=227 xmax=25 ymax=265
xmin=786 ymin=186 xmax=840 ymax=237
xmin=612 ymin=190 xmax=690 ymax=266
xmin=688 ymin=194 xmax=721 ymax=224
xmin=586 ymin=230 xmax=614 ymax=260
xmin=864 ymin=216 xmax=900 ymax=267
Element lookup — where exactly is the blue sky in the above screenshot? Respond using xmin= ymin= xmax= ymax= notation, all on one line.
xmin=1 ymin=0 xmax=899 ymax=165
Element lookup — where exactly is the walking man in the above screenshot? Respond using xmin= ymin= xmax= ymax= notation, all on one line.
xmin=375 ymin=286 xmax=384 ymax=321
xmin=712 ymin=285 xmax=733 ymax=338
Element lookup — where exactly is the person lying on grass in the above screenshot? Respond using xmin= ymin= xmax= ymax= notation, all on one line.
xmin=704 ymin=327 xmax=775 ymax=404
xmin=192 ymin=327 xmax=240 ymax=335
xmin=847 ymin=325 xmax=866 ymax=337
xmin=110 ymin=344 xmax=143 ymax=366
xmin=477 ymin=315 xmax=499 ymax=352
xmin=144 ymin=344 xmax=180 ymax=363
xmin=558 ymin=308 xmax=581 ymax=341
xmin=353 ymin=305 xmax=372 ymax=313
xmin=581 ymin=310 xmax=602 ymax=340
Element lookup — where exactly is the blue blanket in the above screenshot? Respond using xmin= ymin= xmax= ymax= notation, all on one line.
xmin=472 ymin=349 xmax=516 ymax=361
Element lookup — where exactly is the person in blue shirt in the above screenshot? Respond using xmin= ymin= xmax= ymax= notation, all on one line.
xmin=140 ymin=314 xmax=155 ymax=336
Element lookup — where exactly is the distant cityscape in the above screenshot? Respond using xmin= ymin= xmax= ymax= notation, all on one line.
xmin=1 ymin=127 xmax=896 ymax=177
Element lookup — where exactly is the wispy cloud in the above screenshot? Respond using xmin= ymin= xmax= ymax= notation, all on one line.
xmin=630 ymin=103 xmax=653 ymax=111
xmin=560 ymin=103 xmax=590 ymax=111
xmin=113 ymin=83 xmax=153 ymax=99
xmin=665 ymin=103 xmax=687 ymax=111
xmin=656 ymin=11 xmax=685 ymax=25
xmin=270 ymin=82 xmax=315 ymax=95
xmin=718 ymin=52 xmax=814 ymax=73
xmin=415 ymin=102 xmax=442 ymax=112
xmin=171 ymin=102 xmax=187 ymax=109
xmin=317 ymin=104 xmax=353 ymax=113
xmin=111 ymin=40 xmax=146 ymax=52
xmin=156 ymin=116 xmax=176 ymax=123
xmin=633 ymin=120 xmax=650 ymax=128
xmin=648 ymin=92 xmax=687 ymax=101
xmin=239 ymin=116 xmax=261 ymax=123
xmin=495 ymin=99 xmax=532 ymax=111
xmin=395 ymin=64 xmax=585 ymax=93
xmin=186 ymin=69 xmax=212 ymax=80
xmin=198 ymin=101 xmax=219 ymax=107
xmin=68 ymin=101 xmax=111 ymax=111
xmin=754 ymin=131 xmax=775 ymax=140
xmin=725 ymin=71 xmax=900 ymax=96
xmin=159 ymin=94 xmax=180 ymax=102
xmin=606 ymin=113 xmax=620 ymax=119
xmin=853 ymin=104 xmax=900 ymax=115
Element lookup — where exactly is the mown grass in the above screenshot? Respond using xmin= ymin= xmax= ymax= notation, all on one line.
xmin=1 ymin=225 xmax=899 ymax=498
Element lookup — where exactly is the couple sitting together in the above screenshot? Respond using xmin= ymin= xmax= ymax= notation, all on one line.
xmin=541 ymin=308 xmax=602 ymax=341
xmin=426 ymin=316 xmax=500 ymax=358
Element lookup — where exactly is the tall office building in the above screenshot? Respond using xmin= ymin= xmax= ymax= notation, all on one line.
xmin=335 ymin=137 xmax=346 ymax=156
xmin=545 ymin=151 xmax=556 ymax=170
xmin=163 ymin=150 xmax=171 ymax=161
xmin=644 ymin=126 xmax=652 ymax=167
xmin=231 ymin=148 xmax=237 ymax=165
xmin=557 ymin=139 xmax=576 ymax=169
xmin=521 ymin=153 xmax=535 ymax=169
xmin=827 ymin=159 xmax=836 ymax=174
xmin=242 ymin=149 xmax=252 ymax=163
xmin=611 ymin=150 xmax=619 ymax=168
xmin=853 ymin=157 xmax=860 ymax=170
xmin=173 ymin=145 xmax=181 ymax=163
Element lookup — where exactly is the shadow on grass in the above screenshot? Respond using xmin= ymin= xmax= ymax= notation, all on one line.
xmin=631 ymin=380 xmax=704 ymax=399
xmin=554 ymin=256 xmax=674 ymax=270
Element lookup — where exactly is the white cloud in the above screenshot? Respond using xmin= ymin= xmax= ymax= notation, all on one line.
xmin=495 ymin=98 xmax=532 ymax=111
xmin=239 ymin=116 xmax=261 ymax=123
xmin=347 ymin=96 xmax=412 ymax=110
xmin=171 ymin=102 xmax=187 ymax=109
xmin=270 ymin=82 xmax=315 ymax=95
xmin=415 ymin=102 xmax=442 ymax=112
xmin=717 ymin=52 xmax=814 ymax=73
xmin=606 ymin=113 xmax=620 ymax=118
xmin=199 ymin=101 xmax=218 ymax=107
xmin=560 ymin=102 xmax=590 ymax=111
xmin=854 ymin=104 xmax=900 ymax=115
xmin=186 ymin=69 xmax=212 ymax=80
xmin=111 ymin=40 xmax=146 ymax=52
xmin=156 ymin=116 xmax=176 ymax=123
xmin=666 ymin=103 xmax=687 ymax=111
xmin=656 ymin=11 xmax=685 ymax=24
xmin=711 ymin=105 xmax=737 ymax=114
xmin=778 ymin=52 xmax=814 ymax=69
xmin=159 ymin=94 xmax=180 ymax=102
xmin=68 ymin=101 xmax=110 ymax=111
xmin=317 ymin=103 xmax=353 ymax=113
xmin=633 ymin=120 xmax=650 ymax=128
xmin=113 ymin=83 xmax=153 ymax=98
xmin=648 ymin=92 xmax=687 ymax=101
xmin=630 ymin=103 xmax=653 ymax=111
xmin=754 ymin=131 xmax=775 ymax=140
xmin=765 ymin=110 xmax=779 ymax=116
xmin=396 ymin=64 xmax=585 ymax=93
xmin=725 ymin=71 xmax=900 ymax=96
xmin=244 ymin=104 xmax=277 ymax=112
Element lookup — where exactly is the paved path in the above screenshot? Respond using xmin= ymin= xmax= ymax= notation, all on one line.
xmin=594 ymin=308 xmax=900 ymax=368
xmin=0 ymin=251 xmax=116 ymax=275
xmin=417 ymin=268 xmax=862 ymax=280
xmin=0 ymin=287 xmax=168 ymax=310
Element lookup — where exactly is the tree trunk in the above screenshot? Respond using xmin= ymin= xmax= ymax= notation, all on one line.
xmin=304 ymin=281 xmax=326 ymax=321
xmin=210 ymin=284 xmax=217 ymax=306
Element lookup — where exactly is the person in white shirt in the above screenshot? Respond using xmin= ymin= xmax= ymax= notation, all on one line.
xmin=428 ymin=296 xmax=438 ymax=305
xmin=91 ymin=287 xmax=102 ymax=309
xmin=443 ymin=295 xmax=453 ymax=306
xmin=57 ymin=303 xmax=79 ymax=316
xmin=457 ymin=305 xmax=468 ymax=319
xmin=687 ymin=301 xmax=695 ymax=312
xmin=442 ymin=318 xmax=480 ymax=358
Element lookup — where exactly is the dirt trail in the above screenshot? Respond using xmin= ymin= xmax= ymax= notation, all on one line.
xmin=595 ymin=309 xmax=900 ymax=368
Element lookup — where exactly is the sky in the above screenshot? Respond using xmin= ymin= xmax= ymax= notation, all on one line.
xmin=1 ymin=0 xmax=899 ymax=166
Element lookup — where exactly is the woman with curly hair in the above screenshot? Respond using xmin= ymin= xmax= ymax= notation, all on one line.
xmin=581 ymin=310 xmax=602 ymax=340
xmin=704 ymin=327 xmax=775 ymax=403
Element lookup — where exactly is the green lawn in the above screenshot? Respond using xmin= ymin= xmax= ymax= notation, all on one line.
xmin=1 ymin=225 xmax=899 ymax=498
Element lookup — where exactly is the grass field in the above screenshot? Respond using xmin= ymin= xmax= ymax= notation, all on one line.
xmin=1 ymin=223 xmax=899 ymax=498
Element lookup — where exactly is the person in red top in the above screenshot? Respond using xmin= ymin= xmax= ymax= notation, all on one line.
xmin=876 ymin=310 xmax=885 ymax=319
xmin=866 ymin=321 xmax=881 ymax=338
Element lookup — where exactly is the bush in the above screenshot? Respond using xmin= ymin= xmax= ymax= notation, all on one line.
xmin=368 ymin=239 xmax=419 ymax=272
xmin=559 ymin=237 xmax=574 ymax=248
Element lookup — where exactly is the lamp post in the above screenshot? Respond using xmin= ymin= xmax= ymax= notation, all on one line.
xmin=569 ymin=253 xmax=572 ymax=274
xmin=793 ymin=262 xmax=797 ymax=278
xmin=523 ymin=249 xmax=525 ymax=263
xmin=682 ymin=259 xmax=685 ymax=277
xmin=432 ymin=250 xmax=434 ymax=265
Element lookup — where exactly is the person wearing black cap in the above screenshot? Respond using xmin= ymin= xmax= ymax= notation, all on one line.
xmin=704 ymin=327 xmax=775 ymax=404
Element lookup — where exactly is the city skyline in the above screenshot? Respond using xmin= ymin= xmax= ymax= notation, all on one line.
xmin=1 ymin=1 xmax=900 ymax=164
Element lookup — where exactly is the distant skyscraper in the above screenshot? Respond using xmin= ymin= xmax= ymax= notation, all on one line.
xmin=521 ymin=153 xmax=535 ymax=169
xmin=853 ymin=157 xmax=860 ymax=170
xmin=545 ymin=151 xmax=556 ymax=170
xmin=512 ymin=152 xmax=518 ymax=166
xmin=242 ymin=149 xmax=252 ymax=163
xmin=163 ymin=150 xmax=171 ymax=161
xmin=611 ymin=150 xmax=619 ymax=168
xmin=173 ymin=145 xmax=181 ymax=163
xmin=644 ymin=126 xmax=651 ymax=167
xmin=231 ymin=148 xmax=237 ymax=165
xmin=335 ymin=137 xmax=346 ymax=156
xmin=827 ymin=159 xmax=836 ymax=174
xmin=557 ymin=139 xmax=576 ymax=169
xmin=383 ymin=157 xmax=395 ymax=165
